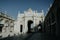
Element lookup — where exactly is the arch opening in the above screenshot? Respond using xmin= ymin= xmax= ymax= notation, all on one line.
xmin=0 ymin=19 xmax=4 ymax=33
xmin=0 ymin=24 xmax=4 ymax=32
xmin=20 ymin=25 xmax=23 ymax=32
xmin=27 ymin=20 xmax=33 ymax=33
xmin=38 ymin=21 xmax=42 ymax=32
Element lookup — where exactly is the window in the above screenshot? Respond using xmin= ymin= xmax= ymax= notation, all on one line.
xmin=20 ymin=25 xmax=23 ymax=32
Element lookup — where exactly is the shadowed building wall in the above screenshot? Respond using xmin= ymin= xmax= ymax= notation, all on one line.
xmin=44 ymin=0 xmax=60 ymax=36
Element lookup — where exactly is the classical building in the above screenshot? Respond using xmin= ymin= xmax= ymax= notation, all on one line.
xmin=44 ymin=0 xmax=60 ymax=36
xmin=0 ymin=12 xmax=15 ymax=37
xmin=14 ymin=8 xmax=44 ymax=34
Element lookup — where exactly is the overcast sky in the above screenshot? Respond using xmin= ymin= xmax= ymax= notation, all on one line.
xmin=0 ymin=0 xmax=54 ymax=19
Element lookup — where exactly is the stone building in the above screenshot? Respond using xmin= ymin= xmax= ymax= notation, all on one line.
xmin=0 ymin=12 xmax=15 ymax=37
xmin=14 ymin=8 xmax=44 ymax=34
xmin=44 ymin=0 xmax=60 ymax=36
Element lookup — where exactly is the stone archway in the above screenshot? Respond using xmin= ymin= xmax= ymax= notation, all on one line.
xmin=27 ymin=20 xmax=33 ymax=33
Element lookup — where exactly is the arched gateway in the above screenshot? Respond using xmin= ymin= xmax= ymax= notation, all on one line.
xmin=14 ymin=8 xmax=44 ymax=34
xmin=27 ymin=20 xmax=33 ymax=33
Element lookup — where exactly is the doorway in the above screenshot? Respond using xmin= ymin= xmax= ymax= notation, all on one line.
xmin=20 ymin=25 xmax=23 ymax=32
xmin=0 ymin=24 xmax=4 ymax=33
xmin=27 ymin=20 xmax=33 ymax=33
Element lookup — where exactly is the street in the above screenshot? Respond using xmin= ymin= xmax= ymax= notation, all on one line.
xmin=26 ymin=32 xmax=56 ymax=40
xmin=0 ymin=32 xmax=59 ymax=40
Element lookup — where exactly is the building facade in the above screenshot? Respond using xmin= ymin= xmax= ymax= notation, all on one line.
xmin=0 ymin=12 xmax=15 ymax=37
xmin=44 ymin=0 xmax=60 ymax=36
xmin=14 ymin=8 xmax=44 ymax=34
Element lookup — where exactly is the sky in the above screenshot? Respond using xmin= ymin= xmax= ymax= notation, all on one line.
xmin=0 ymin=0 xmax=54 ymax=19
